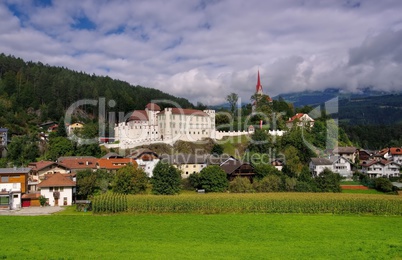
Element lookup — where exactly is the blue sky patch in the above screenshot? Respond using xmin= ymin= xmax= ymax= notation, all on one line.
xmin=33 ymin=0 xmax=52 ymax=8
xmin=72 ymin=15 xmax=96 ymax=30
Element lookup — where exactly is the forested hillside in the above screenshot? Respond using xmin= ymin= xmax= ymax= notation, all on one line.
xmin=0 ymin=53 xmax=193 ymax=135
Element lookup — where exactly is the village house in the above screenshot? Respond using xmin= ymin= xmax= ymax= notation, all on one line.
xmin=360 ymin=159 xmax=400 ymax=178
xmin=68 ymin=122 xmax=84 ymax=136
xmin=57 ymin=156 xmax=98 ymax=173
xmin=333 ymin=147 xmax=358 ymax=164
xmin=160 ymin=154 xmax=207 ymax=178
xmin=96 ymin=158 xmax=138 ymax=172
xmin=328 ymin=156 xmax=353 ymax=178
xmin=309 ymin=156 xmax=353 ymax=178
xmin=390 ymin=147 xmax=402 ymax=164
xmin=374 ymin=147 xmax=402 ymax=165
xmin=286 ymin=113 xmax=315 ymax=128
xmin=0 ymin=167 xmax=31 ymax=209
xmin=219 ymin=159 xmax=255 ymax=182
xmin=37 ymin=173 xmax=76 ymax=206
xmin=358 ymin=149 xmax=373 ymax=161
xmin=27 ymin=161 xmax=70 ymax=192
xmin=127 ymin=148 xmax=160 ymax=177
xmin=309 ymin=158 xmax=332 ymax=177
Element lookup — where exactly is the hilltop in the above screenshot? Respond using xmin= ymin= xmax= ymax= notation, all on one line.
xmin=0 ymin=53 xmax=193 ymax=136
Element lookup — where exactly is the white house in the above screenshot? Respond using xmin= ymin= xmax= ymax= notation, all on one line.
xmin=0 ymin=182 xmax=21 ymax=209
xmin=309 ymin=158 xmax=333 ymax=177
xmin=360 ymin=159 xmax=401 ymax=178
xmin=37 ymin=173 xmax=76 ymax=206
xmin=309 ymin=156 xmax=353 ymax=178
xmin=286 ymin=113 xmax=315 ymax=128
xmin=127 ymin=148 xmax=160 ymax=177
xmin=389 ymin=147 xmax=402 ymax=165
xmin=328 ymin=156 xmax=353 ymax=178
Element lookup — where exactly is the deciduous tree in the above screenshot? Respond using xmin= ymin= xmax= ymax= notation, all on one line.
xmin=113 ymin=165 xmax=148 ymax=194
xmin=151 ymin=161 xmax=181 ymax=195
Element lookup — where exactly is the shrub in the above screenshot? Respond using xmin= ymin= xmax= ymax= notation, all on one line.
xmin=284 ymin=177 xmax=297 ymax=191
xmin=39 ymin=195 xmax=47 ymax=206
xmin=229 ymin=177 xmax=253 ymax=193
xmin=374 ymin=178 xmax=393 ymax=192
xmin=295 ymin=181 xmax=313 ymax=192
xmin=188 ymin=172 xmax=201 ymax=189
xmin=315 ymin=169 xmax=341 ymax=192
xmin=198 ymin=165 xmax=228 ymax=192
xmin=112 ymin=165 xmax=148 ymax=194
xmin=253 ymin=175 xmax=281 ymax=192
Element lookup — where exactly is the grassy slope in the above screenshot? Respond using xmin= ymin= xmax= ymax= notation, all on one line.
xmin=1 ymin=214 xmax=401 ymax=259
xmin=220 ymin=134 xmax=250 ymax=158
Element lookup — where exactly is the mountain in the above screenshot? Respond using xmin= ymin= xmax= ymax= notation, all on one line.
xmin=338 ymin=94 xmax=402 ymax=125
xmin=274 ymin=88 xmax=399 ymax=107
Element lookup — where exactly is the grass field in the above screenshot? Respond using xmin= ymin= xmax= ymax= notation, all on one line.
xmin=1 ymin=213 xmax=402 ymax=259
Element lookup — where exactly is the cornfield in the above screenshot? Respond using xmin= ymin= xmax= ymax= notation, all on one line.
xmin=92 ymin=193 xmax=402 ymax=215
xmin=92 ymin=193 xmax=127 ymax=213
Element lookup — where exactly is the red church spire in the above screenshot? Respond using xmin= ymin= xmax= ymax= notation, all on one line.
xmin=256 ymin=70 xmax=263 ymax=94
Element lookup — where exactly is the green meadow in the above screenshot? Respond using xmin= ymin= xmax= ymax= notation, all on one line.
xmin=1 ymin=213 xmax=402 ymax=259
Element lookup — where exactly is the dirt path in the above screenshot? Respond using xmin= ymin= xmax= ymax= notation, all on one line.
xmin=0 ymin=206 xmax=65 ymax=216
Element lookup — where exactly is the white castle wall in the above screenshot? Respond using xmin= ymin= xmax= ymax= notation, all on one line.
xmin=106 ymin=128 xmax=286 ymax=150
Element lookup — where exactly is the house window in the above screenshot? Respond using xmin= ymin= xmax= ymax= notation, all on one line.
xmin=0 ymin=196 xmax=9 ymax=205
xmin=49 ymin=187 xmax=53 ymax=192
xmin=60 ymin=187 xmax=64 ymax=192
xmin=63 ymin=197 xmax=67 ymax=206
xmin=193 ymin=165 xmax=196 ymax=168
xmin=54 ymin=187 xmax=59 ymax=192
xmin=1 ymin=176 xmax=9 ymax=182
xmin=13 ymin=194 xmax=18 ymax=198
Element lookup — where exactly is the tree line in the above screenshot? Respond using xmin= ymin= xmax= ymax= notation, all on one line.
xmin=0 ymin=53 xmax=193 ymax=136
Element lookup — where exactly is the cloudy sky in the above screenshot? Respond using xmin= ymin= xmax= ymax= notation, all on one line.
xmin=1 ymin=0 xmax=402 ymax=105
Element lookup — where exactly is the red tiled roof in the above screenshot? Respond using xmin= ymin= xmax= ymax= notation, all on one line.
xmin=28 ymin=161 xmax=55 ymax=171
xmin=146 ymin=103 xmax=161 ymax=111
xmin=127 ymin=110 xmax=148 ymax=122
xmin=390 ymin=147 xmax=402 ymax=155
xmin=360 ymin=159 xmax=395 ymax=167
xmin=159 ymin=108 xmax=209 ymax=117
xmin=28 ymin=161 xmax=70 ymax=172
xmin=57 ymin=157 xmax=98 ymax=171
xmin=97 ymin=158 xmax=138 ymax=170
xmin=287 ymin=113 xmax=314 ymax=122
xmin=37 ymin=173 xmax=76 ymax=188
xmin=22 ymin=192 xmax=41 ymax=199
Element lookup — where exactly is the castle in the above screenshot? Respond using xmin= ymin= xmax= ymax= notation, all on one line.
xmin=111 ymin=71 xmax=283 ymax=150
xmin=113 ymin=103 xmax=221 ymax=148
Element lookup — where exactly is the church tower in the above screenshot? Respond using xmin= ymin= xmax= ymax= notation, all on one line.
xmin=252 ymin=70 xmax=272 ymax=114
xmin=256 ymin=70 xmax=263 ymax=95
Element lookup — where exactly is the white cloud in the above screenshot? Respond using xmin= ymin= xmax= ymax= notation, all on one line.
xmin=0 ymin=0 xmax=402 ymax=106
